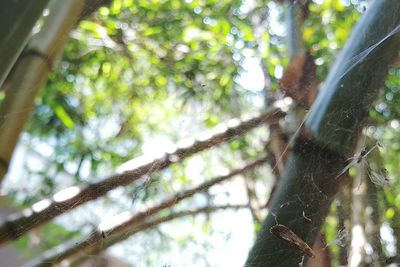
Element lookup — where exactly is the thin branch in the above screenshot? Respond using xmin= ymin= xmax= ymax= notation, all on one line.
xmin=70 ymin=204 xmax=247 ymax=266
xmin=0 ymin=108 xmax=283 ymax=245
xmin=243 ymin=175 xmax=263 ymax=225
xmin=23 ymin=157 xmax=266 ymax=266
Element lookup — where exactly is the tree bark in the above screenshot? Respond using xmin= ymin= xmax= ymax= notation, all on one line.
xmin=245 ymin=1 xmax=400 ymax=266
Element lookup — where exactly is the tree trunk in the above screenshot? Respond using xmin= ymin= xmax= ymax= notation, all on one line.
xmin=245 ymin=0 xmax=400 ymax=266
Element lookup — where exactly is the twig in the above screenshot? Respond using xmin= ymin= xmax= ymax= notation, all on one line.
xmin=70 ymin=204 xmax=247 ymax=266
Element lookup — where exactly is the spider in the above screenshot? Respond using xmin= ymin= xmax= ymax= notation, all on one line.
xmin=335 ymin=142 xmax=388 ymax=186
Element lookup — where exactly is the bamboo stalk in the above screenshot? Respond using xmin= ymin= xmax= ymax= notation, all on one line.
xmin=0 ymin=0 xmax=49 ymax=86
xmin=0 ymin=0 xmax=85 ymax=182
xmin=246 ymin=1 xmax=400 ymax=266
xmin=285 ymin=0 xmax=306 ymax=59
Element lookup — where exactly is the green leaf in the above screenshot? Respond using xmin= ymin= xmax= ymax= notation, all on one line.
xmin=54 ymin=105 xmax=75 ymax=129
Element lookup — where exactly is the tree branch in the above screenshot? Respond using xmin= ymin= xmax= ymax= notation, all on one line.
xmin=23 ymin=157 xmax=266 ymax=266
xmin=70 ymin=204 xmax=247 ymax=266
xmin=0 ymin=108 xmax=283 ymax=246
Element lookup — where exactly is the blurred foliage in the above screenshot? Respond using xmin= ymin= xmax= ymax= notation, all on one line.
xmin=305 ymin=0 xmax=364 ymax=78
xmin=25 ymin=0 xmax=372 ymax=193
xmin=27 ymin=0 xmax=254 ymax=188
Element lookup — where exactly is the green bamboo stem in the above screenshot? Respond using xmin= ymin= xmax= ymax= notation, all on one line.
xmin=0 ymin=0 xmax=49 ymax=86
xmin=0 ymin=0 xmax=85 ymax=182
xmin=245 ymin=0 xmax=400 ymax=266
